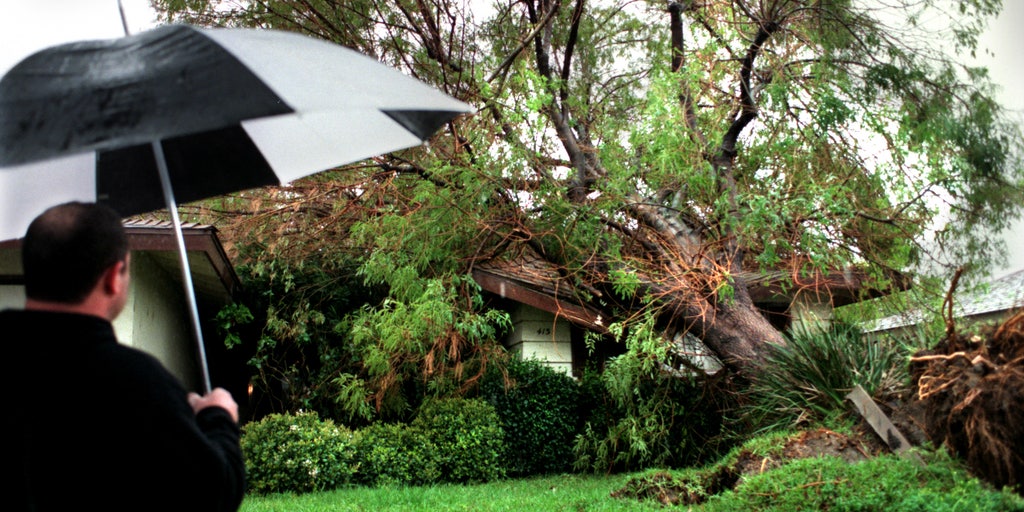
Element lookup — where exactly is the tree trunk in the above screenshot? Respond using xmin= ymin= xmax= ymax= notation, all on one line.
xmin=682 ymin=284 xmax=786 ymax=379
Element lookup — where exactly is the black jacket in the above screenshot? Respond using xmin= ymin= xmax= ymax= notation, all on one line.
xmin=1 ymin=309 xmax=246 ymax=511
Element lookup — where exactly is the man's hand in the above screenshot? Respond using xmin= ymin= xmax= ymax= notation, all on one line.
xmin=188 ymin=387 xmax=239 ymax=424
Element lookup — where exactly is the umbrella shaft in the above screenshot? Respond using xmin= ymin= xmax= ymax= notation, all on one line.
xmin=152 ymin=141 xmax=212 ymax=394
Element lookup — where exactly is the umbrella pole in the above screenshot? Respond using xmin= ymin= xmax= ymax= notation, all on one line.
xmin=151 ymin=141 xmax=213 ymax=394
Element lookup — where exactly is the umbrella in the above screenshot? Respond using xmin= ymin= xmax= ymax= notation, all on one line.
xmin=0 ymin=23 xmax=473 ymax=392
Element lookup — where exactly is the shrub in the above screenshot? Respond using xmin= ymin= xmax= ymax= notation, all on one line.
xmin=573 ymin=358 xmax=728 ymax=474
xmin=742 ymin=321 xmax=907 ymax=433
xmin=241 ymin=411 xmax=358 ymax=495
xmin=353 ymin=422 xmax=442 ymax=487
xmin=479 ymin=358 xmax=581 ymax=477
xmin=412 ymin=397 xmax=507 ymax=483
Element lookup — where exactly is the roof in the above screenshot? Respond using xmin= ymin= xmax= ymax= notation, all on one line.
xmin=866 ymin=268 xmax=1024 ymax=333
xmin=738 ymin=267 xmax=907 ymax=307
xmin=472 ymin=250 xmax=605 ymax=332
xmin=472 ymin=246 xmax=905 ymax=331
xmin=121 ymin=219 xmax=241 ymax=305
xmin=0 ymin=219 xmax=240 ymax=307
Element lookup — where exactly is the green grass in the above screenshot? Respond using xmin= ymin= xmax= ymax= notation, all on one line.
xmin=699 ymin=450 xmax=1024 ymax=511
xmin=239 ymin=443 xmax=1024 ymax=512
xmin=239 ymin=473 xmax=665 ymax=511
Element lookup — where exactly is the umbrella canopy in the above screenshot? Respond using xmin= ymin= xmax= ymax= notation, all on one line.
xmin=0 ymin=23 xmax=472 ymax=240
xmin=0 ymin=24 xmax=473 ymax=391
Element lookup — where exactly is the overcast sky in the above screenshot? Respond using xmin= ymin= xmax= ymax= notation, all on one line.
xmin=1 ymin=0 xmax=157 ymax=74
xmin=973 ymin=2 xmax=1024 ymax=278
xmin=1 ymin=0 xmax=1021 ymax=275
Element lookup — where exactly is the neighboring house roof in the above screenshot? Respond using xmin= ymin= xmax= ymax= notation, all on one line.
xmin=0 ymin=219 xmax=240 ymax=308
xmin=865 ymin=268 xmax=1024 ymax=333
xmin=955 ymin=268 xmax=1024 ymax=316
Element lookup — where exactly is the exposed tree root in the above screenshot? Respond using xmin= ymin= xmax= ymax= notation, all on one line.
xmin=910 ymin=309 xmax=1024 ymax=493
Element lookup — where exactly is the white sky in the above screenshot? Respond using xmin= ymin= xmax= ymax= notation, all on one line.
xmin=0 ymin=0 xmax=157 ymax=74
xmin=973 ymin=2 xmax=1024 ymax=278
xmin=0 ymin=0 xmax=1022 ymax=274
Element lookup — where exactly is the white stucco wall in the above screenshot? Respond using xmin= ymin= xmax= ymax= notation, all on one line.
xmin=0 ymin=286 xmax=23 ymax=309
xmin=789 ymin=292 xmax=834 ymax=334
xmin=1 ymin=247 xmax=24 ymax=309
xmin=0 ymin=250 xmax=23 ymax=309
xmin=115 ymin=252 xmax=200 ymax=390
xmin=505 ymin=303 xmax=573 ymax=374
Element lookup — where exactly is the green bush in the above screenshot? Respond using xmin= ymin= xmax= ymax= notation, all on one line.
xmin=480 ymin=358 xmax=581 ymax=476
xmin=353 ymin=422 xmax=442 ymax=487
xmin=573 ymin=359 xmax=728 ymax=474
xmin=742 ymin=322 xmax=906 ymax=433
xmin=241 ymin=411 xmax=358 ymax=495
xmin=413 ymin=397 xmax=507 ymax=483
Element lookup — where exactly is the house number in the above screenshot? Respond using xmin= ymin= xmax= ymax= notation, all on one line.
xmin=536 ymin=327 xmax=552 ymax=335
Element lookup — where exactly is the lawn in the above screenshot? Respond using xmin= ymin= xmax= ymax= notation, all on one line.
xmin=239 ymin=473 xmax=664 ymax=512
xmin=239 ymin=447 xmax=1024 ymax=512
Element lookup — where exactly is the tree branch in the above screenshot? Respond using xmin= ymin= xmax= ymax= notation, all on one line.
xmin=486 ymin=0 xmax=560 ymax=83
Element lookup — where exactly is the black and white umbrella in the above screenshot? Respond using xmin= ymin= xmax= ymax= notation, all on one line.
xmin=0 ymin=24 xmax=473 ymax=391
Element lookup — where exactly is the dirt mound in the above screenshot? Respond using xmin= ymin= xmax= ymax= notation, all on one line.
xmin=910 ymin=309 xmax=1024 ymax=492
xmin=611 ymin=428 xmax=884 ymax=506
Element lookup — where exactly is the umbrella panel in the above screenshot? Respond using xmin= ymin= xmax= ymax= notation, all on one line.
xmin=0 ymin=24 xmax=293 ymax=168
xmin=97 ymin=126 xmax=280 ymax=217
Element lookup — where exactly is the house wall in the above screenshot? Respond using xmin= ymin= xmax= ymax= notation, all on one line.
xmin=500 ymin=294 xmax=841 ymax=375
xmin=0 ymin=249 xmax=23 ymax=309
xmin=504 ymin=303 xmax=573 ymax=375
xmin=117 ymin=252 xmax=200 ymax=390
xmin=790 ymin=292 xmax=834 ymax=334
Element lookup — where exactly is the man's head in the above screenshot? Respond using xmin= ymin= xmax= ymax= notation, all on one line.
xmin=22 ymin=202 xmax=129 ymax=307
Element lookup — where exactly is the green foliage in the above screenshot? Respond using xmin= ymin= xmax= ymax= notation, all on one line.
xmin=241 ymin=411 xmax=359 ymax=496
xmin=239 ymin=433 xmax=1024 ymax=511
xmin=162 ymin=0 xmax=1024 ymax=393
xmin=412 ymin=397 xmax=507 ymax=484
xmin=216 ymin=303 xmax=253 ymax=349
xmin=353 ymin=423 xmax=442 ymax=487
xmin=351 ymin=398 xmax=506 ymax=487
xmin=573 ymin=319 xmax=729 ymax=474
xmin=741 ymin=322 xmax=907 ymax=433
xmin=613 ymin=428 xmax=1024 ymax=511
xmin=479 ymin=358 xmax=582 ymax=477
xmin=343 ymin=275 xmax=511 ymax=420
xmin=202 ymin=243 xmax=393 ymax=423
xmin=214 ymin=236 xmax=510 ymax=425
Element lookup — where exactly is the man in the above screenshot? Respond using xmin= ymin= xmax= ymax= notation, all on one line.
xmin=1 ymin=202 xmax=246 ymax=511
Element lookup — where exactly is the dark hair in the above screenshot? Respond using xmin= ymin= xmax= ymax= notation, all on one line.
xmin=22 ymin=202 xmax=129 ymax=304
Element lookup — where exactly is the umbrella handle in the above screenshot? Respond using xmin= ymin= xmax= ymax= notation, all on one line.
xmin=152 ymin=141 xmax=213 ymax=394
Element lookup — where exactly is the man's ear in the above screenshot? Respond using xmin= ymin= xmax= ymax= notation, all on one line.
xmin=101 ymin=260 xmax=128 ymax=296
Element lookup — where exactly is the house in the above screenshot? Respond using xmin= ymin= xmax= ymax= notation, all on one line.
xmin=472 ymin=247 xmax=905 ymax=375
xmin=864 ymin=268 xmax=1024 ymax=339
xmin=0 ymin=219 xmax=246 ymax=395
